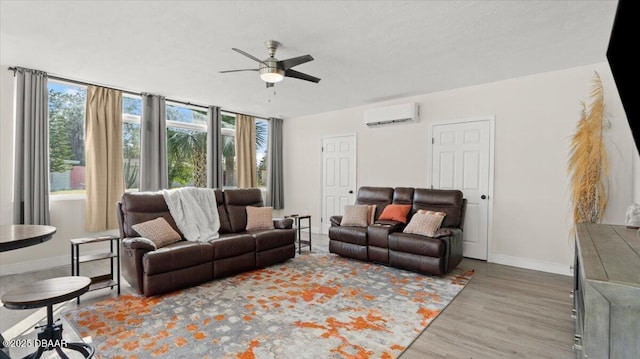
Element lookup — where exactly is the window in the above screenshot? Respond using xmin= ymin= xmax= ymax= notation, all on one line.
xmin=48 ymin=81 xmax=87 ymax=195
xmin=221 ymin=113 xmax=236 ymax=187
xmin=166 ymin=103 xmax=207 ymax=188
xmin=47 ymin=80 xmax=263 ymax=194
xmin=49 ymin=82 xmax=141 ymax=196
xmin=256 ymin=119 xmax=269 ymax=187
xmin=122 ymin=95 xmax=142 ymax=191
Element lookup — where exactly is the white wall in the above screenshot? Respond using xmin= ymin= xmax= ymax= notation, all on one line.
xmin=0 ymin=65 xmax=14 ymax=225
xmin=0 ymin=65 xmax=116 ymax=275
xmin=283 ymin=62 xmax=636 ymax=275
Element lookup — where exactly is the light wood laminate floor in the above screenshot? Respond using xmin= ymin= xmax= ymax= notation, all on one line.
xmin=1 ymin=233 xmax=574 ymax=358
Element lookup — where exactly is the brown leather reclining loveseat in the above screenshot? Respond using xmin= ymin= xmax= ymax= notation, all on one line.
xmin=329 ymin=186 xmax=466 ymax=276
xmin=117 ymin=188 xmax=295 ymax=296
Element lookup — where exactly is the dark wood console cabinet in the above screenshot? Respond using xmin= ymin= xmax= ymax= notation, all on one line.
xmin=573 ymin=224 xmax=640 ymax=358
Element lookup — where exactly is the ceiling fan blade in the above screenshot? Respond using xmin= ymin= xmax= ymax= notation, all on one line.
xmin=232 ymin=48 xmax=268 ymax=66
xmin=266 ymin=82 xmax=274 ymax=88
xmin=277 ymin=55 xmax=314 ymax=70
xmin=285 ymin=69 xmax=321 ymax=83
xmin=219 ymin=69 xmax=258 ymax=73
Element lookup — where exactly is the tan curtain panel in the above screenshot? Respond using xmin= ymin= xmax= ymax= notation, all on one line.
xmin=85 ymin=86 xmax=124 ymax=231
xmin=235 ymin=114 xmax=257 ymax=188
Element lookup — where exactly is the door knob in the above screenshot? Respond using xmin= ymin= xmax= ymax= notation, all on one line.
xmin=480 ymin=195 xmax=487 ymax=200
xmin=348 ymin=190 xmax=354 ymax=194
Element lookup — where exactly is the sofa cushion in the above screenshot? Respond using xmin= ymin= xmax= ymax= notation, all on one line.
xmin=273 ymin=218 xmax=294 ymax=229
xmin=246 ymin=206 xmax=275 ymax=231
xmin=354 ymin=186 xmax=394 ymax=220
xmin=143 ymin=241 xmax=213 ymax=275
xmin=224 ymin=188 xmax=264 ymax=232
xmin=403 ymin=211 xmax=446 ymax=237
xmin=379 ymin=204 xmax=412 ymax=223
xmin=211 ymin=234 xmax=255 ymax=259
xmin=132 ymin=217 xmax=182 ymax=249
xmin=412 ymin=189 xmax=463 ymax=228
xmin=388 ymin=232 xmax=444 ymax=257
xmin=121 ymin=191 xmax=181 ymax=238
xmin=215 ymin=189 xmax=233 ymax=234
xmin=328 ymin=226 xmax=368 ymax=246
xmin=340 ymin=205 xmax=369 ymax=227
xmin=252 ymin=229 xmax=296 ymax=251
xmin=392 ymin=187 xmax=414 ymax=205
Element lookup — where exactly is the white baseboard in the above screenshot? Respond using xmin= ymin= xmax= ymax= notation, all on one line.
xmin=491 ymin=253 xmax=572 ymax=276
xmin=0 ymin=249 xmax=105 ymax=276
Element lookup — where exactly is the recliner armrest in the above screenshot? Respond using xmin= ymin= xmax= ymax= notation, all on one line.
xmin=432 ymin=228 xmax=454 ymax=239
xmin=122 ymin=237 xmax=157 ymax=251
xmin=330 ymin=215 xmax=343 ymax=226
xmin=273 ymin=218 xmax=294 ymax=229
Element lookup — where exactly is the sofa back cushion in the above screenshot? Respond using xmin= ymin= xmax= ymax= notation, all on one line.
xmin=355 ymin=186 xmax=394 ymax=220
xmin=120 ymin=192 xmax=183 ymax=238
xmin=224 ymin=188 xmax=264 ymax=232
xmin=392 ymin=187 xmax=415 ymax=221
xmin=412 ymin=189 xmax=464 ymax=228
xmin=392 ymin=187 xmax=414 ymax=205
xmin=215 ymin=189 xmax=233 ymax=234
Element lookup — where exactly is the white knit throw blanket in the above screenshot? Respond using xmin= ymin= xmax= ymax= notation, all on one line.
xmin=162 ymin=187 xmax=220 ymax=242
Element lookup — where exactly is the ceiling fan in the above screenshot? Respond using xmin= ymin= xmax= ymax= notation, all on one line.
xmin=220 ymin=40 xmax=320 ymax=88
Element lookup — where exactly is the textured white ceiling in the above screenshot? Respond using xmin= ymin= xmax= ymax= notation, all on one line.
xmin=0 ymin=1 xmax=617 ymax=119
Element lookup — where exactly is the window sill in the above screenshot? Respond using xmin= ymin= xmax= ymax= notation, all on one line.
xmin=49 ymin=193 xmax=86 ymax=201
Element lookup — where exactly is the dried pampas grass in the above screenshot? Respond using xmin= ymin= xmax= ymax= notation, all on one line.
xmin=568 ymin=72 xmax=609 ymax=224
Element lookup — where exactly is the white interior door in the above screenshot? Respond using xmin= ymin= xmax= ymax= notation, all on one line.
xmin=431 ymin=119 xmax=492 ymax=260
xmin=321 ymin=135 xmax=356 ymax=234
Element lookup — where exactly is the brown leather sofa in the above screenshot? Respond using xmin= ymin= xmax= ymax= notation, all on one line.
xmin=329 ymin=186 xmax=465 ymax=276
xmin=117 ymin=188 xmax=295 ymax=296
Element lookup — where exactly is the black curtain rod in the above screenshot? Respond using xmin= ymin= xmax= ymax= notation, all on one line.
xmin=8 ymin=66 xmax=142 ymax=98
xmin=6 ymin=66 xmax=260 ymax=117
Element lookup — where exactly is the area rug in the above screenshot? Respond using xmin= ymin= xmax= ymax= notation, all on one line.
xmin=64 ymin=253 xmax=473 ymax=359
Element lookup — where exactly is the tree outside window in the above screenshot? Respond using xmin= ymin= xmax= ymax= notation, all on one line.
xmin=48 ymin=82 xmax=86 ymax=194
xmin=256 ymin=119 xmax=269 ymax=187
xmin=166 ymin=104 xmax=207 ymax=188
xmin=122 ymin=95 xmax=142 ymax=190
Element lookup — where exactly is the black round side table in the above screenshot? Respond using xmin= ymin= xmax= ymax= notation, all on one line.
xmin=1 ymin=276 xmax=95 ymax=358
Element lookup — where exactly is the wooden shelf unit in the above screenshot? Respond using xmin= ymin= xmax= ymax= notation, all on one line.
xmin=70 ymin=235 xmax=120 ymax=304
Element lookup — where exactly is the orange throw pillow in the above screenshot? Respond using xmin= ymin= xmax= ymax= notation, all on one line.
xmin=378 ymin=204 xmax=412 ymax=223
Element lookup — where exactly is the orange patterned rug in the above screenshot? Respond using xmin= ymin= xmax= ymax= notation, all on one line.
xmin=64 ymin=253 xmax=473 ymax=358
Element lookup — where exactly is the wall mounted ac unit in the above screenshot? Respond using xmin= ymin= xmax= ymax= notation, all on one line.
xmin=364 ymin=103 xmax=419 ymax=127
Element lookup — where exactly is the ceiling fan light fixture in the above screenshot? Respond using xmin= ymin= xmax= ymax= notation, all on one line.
xmin=222 ymin=40 xmax=320 ymax=86
xmin=259 ymin=67 xmax=284 ymax=83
